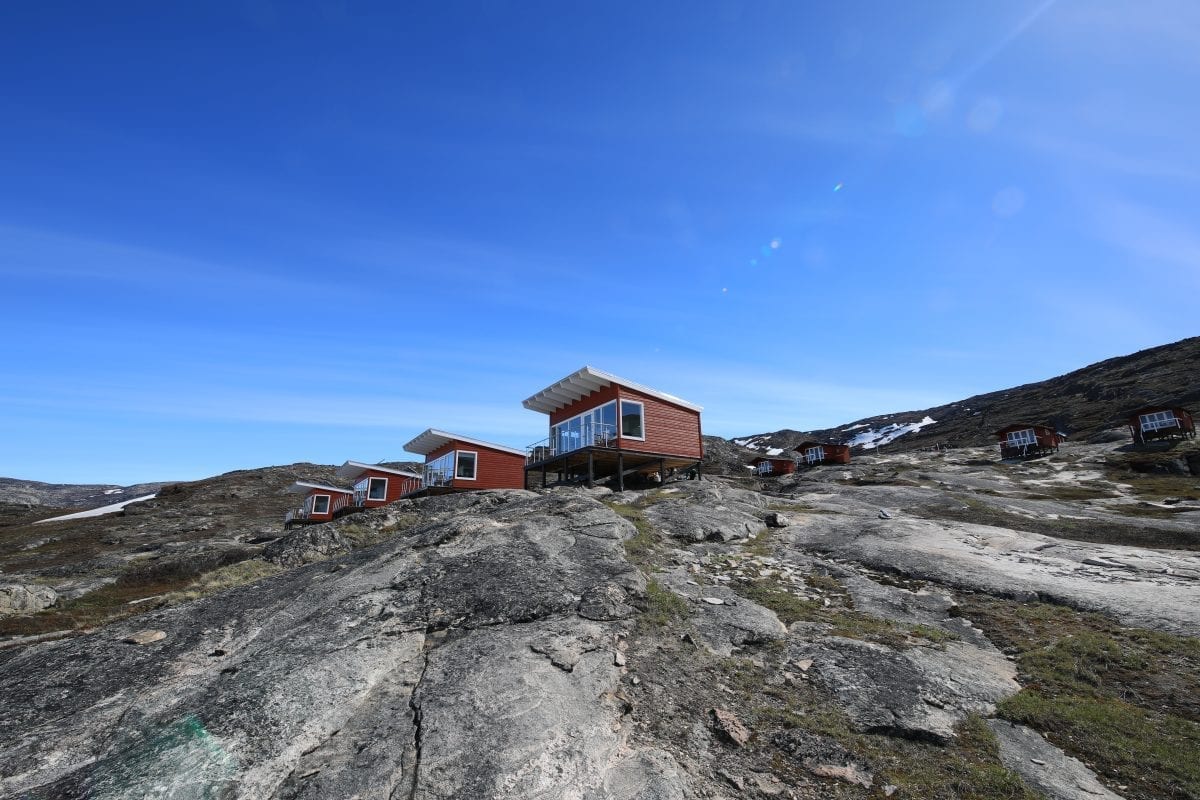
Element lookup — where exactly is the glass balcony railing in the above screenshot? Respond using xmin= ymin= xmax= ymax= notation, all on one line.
xmin=526 ymin=423 xmax=617 ymax=464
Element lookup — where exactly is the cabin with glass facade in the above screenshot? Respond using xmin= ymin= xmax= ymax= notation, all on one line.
xmin=1126 ymin=406 xmax=1196 ymax=444
xmin=283 ymin=482 xmax=355 ymax=528
xmin=403 ymin=429 xmax=526 ymax=495
xmin=750 ymin=456 xmax=797 ymax=476
xmin=334 ymin=461 xmax=424 ymax=507
xmin=794 ymin=441 xmax=852 ymax=466
xmin=523 ymin=366 xmax=704 ymax=490
xmin=992 ymin=424 xmax=1062 ymax=459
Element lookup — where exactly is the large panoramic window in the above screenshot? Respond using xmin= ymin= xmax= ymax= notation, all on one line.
xmin=1006 ymin=429 xmax=1038 ymax=447
xmin=620 ymin=399 xmax=644 ymax=439
xmin=426 ymin=452 xmax=455 ymax=486
xmin=757 ymin=461 xmax=773 ymax=474
xmin=805 ymin=446 xmax=823 ymax=464
xmin=311 ymin=494 xmax=330 ymax=514
xmin=455 ymin=451 xmax=477 ymax=479
xmin=1140 ymin=411 xmax=1177 ymax=431
xmin=551 ymin=401 xmax=618 ymax=455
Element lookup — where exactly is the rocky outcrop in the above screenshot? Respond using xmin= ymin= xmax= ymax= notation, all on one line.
xmin=987 ymin=720 xmax=1124 ymax=800
xmin=0 ymin=490 xmax=672 ymax=799
xmin=789 ymin=636 xmax=1019 ymax=742
xmin=640 ymin=482 xmax=771 ymax=543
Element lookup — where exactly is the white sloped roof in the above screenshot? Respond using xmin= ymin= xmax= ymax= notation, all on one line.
xmin=402 ymin=429 xmax=525 ymax=457
xmin=522 ymin=366 xmax=703 ymax=415
xmin=286 ymin=481 xmax=353 ymax=495
xmin=334 ymin=461 xmax=422 ymax=480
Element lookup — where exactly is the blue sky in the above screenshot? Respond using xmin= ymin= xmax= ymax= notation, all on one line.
xmin=2 ymin=1 xmax=1197 ymax=484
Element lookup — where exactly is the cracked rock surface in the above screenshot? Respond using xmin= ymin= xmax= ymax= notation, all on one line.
xmin=0 ymin=491 xmax=673 ymax=799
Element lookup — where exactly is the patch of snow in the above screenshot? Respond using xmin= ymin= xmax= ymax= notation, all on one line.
xmin=847 ymin=416 xmax=937 ymax=450
xmin=843 ymin=423 xmax=869 ymax=431
xmin=765 ymin=447 xmax=784 ymax=456
xmin=103 ymin=488 xmax=125 ymax=495
xmin=35 ymin=494 xmax=157 ymax=524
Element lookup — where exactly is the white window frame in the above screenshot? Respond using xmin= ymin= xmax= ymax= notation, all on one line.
xmin=367 ymin=476 xmax=388 ymax=501
xmin=620 ymin=399 xmax=646 ymax=441
xmin=550 ymin=401 xmax=618 ymax=453
xmin=1140 ymin=411 xmax=1177 ymax=432
xmin=310 ymin=494 xmax=331 ymax=514
xmin=1006 ymin=429 xmax=1038 ymax=447
xmin=805 ymin=446 xmax=823 ymax=464
xmin=455 ymin=450 xmax=478 ymax=481
xmin=757 ymin=461 xmax=773 ymax=474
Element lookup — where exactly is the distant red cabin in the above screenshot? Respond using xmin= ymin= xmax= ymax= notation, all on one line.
xmin=1127 ymin=406 xmax=1196 ymax=444
xmin=795 ymin=441 xmax=852 ymax=466
xmin=992 ymin=424 xmax=1063 ymax=459
xmin=403 ymin=429 xmax=526 ymax=495
xmin=523 ymin=366 xmax=704 ymax=490
xmin=335 ymin=461 xmax=424 ymax=507
xmin=750 ymin=456 xmax=797 ymax=476
xmin=284 ymin=482 xmax=354 ymax=528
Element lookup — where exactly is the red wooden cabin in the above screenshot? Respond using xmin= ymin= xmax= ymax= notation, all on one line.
xmin=795 ymin=441 xmax=852 ymax=466
xmin=403 ymin=429 xmax=526 ymax=495
xmin=992 ymin=424 xmax=1063 ymax=459
xmin=750 ymin=456 xmax=797 ymax=476
xmin=523 ymin=366 xmax=704 ymax=490
xmin=334 ymin=461 xmax=424 ymax=507
xmin=1127 ymin=406 xmax=1196 ymax=444
xmin=283 ymin=482 xmax=354 ymax=528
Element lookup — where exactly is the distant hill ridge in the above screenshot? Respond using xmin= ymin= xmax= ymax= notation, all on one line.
xmin=731 ymin=336 xmax=1199 ymax=457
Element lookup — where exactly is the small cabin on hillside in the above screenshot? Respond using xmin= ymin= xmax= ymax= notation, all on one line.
xmin=795 ymin=441 xmax=852 ymax=466
xmin=993 ymin=424 xmax=1063 ymax=459
xmin=403 ymin=429 xmax=526 ymax=495
xmin=335 ymin=461 xmax=424 ymax=507
xmin=1127 ymin=406 xmax=1196 ymax=444
xmin=750 ymin=456 xmax=797 ymax=476
xmin=523 ymin=366 xmax=704 ymax=490
xmin=283 ymin=482 xmax=354 ymax=528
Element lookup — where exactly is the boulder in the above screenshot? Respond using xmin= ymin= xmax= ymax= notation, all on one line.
xmin=0 ymin=583 xmax=58 ymax=615
xmin=263 ymin=523 xmax=351 ymax=567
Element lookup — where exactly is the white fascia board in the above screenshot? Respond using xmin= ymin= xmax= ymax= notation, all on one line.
xmin=522 ymin=366 xmax=703 ymax=414
xmin=404 ymin=428 xmax=524 ymax=457
xmin=288 ymin=481 xmax=354 ymax=494
xmin=335 ymin=461 xmax=422 ymax=480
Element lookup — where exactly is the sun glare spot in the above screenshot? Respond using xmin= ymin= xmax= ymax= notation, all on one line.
xmin=769 ymin=238 xmax=781 ymax=249
xmin=991 ymin=186 xmax=1025 ymax=217
xmin=833 ymin=182 xmax=844 ymax=192
xmin=967 ymin=97 xmax=1004 ymax=132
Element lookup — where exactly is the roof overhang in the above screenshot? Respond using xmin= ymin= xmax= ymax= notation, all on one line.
xmin=403 ymin=429 xmax=525 ymax=457
xmin=286 ymin=481 xmax=353 ymax=495
xmin=522 ymin=366 xmax=703 ymax=415
xmin=334 ymin=461 xmax=422 ymax=480
xmin=991 ymin=424 xmax=1040 ymax=436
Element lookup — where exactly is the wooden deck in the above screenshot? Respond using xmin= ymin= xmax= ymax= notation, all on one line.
xmin=524 ymin=445 xmax=701 ymax=490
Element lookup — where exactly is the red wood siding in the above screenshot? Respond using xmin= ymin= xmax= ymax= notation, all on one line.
xmin=425 ymin=440 xmax=526 ymax=491
xmin=352 ymin=468 xmax=416 ymax=507
xmin=306 ymin=490 xmax=334 ymax=522
xmin=752 ymin=458 xmax=797 ymax=475
xmin=615 ymin=387 xmax=703 ymax=459
xmin=544 ymin=382 xmax=702 ymax=460
xmin=822 ymin=445 xmax=852 ymax=464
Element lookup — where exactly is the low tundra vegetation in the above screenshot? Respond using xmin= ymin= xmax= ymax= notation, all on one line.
xmin=959 ymin=595 xmax=1200 ymax=800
